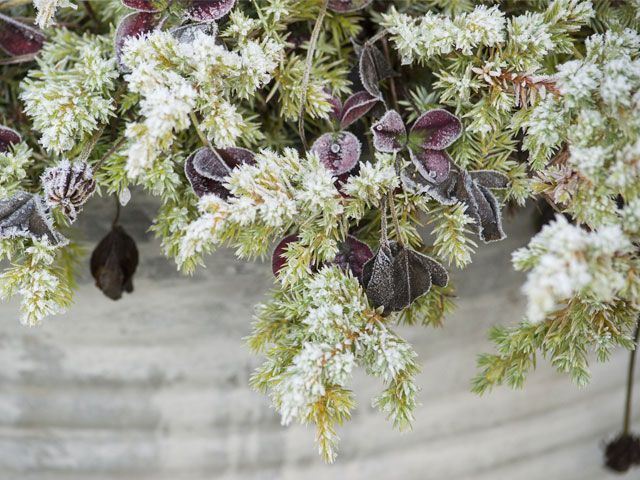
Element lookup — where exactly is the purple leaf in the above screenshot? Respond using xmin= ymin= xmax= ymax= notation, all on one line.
xmin=331 ymin=235 xmax=373 ymax=282
xmin=0 ymin=13 xmax=45 ymax=57
xmin=185 ymin=147 xmax=254 ymax=199
xmin=358 ymin=42 xmax=396 ymax=98
xmin=362 ymin=240 xmax=448 ymax=314
xmin=0 ymin=125 xmax=22 ymax=152
xmin=371 ymin=110 xmax=406 ymax=153
xmin=401 ymin=163 xmax=458 ymax=205
xmin=185 ymin=0 xmax=236 ymax=21
xmin=339 ymin=91 xmax=379 ymax=130
xmin=328 ymin=0 xmax=373 ymax=12
xmin=185 ymin=147 xmax=230 ymax=198
xmin=171 ymin=21 xmax=217 ymax=42
xmin=90 ymin=225 xmax=139 ymax=300
xmin=410 ymin=148 xmax=452 ymax=185
xmin=115 ymin=12 xmax=158 ymax=70
xmin=0 ymin=191 xmax=67 ymax=245
xmin=470 ymin=170 xmax=509 ymax=189
xmin=122 ymin=0 xmax=161 ymax=11
xmin=311 ymin=131 xmax=362 ymax=176
xmin=216 ymin=146 xmax=256 ymax=169
xmin=410 ymin=109 xmax=462 ymax=151
xmin=327 ymin=93 xmax=343 ymax=121
xmin=272 ymin=234 xmax=298 ymax=276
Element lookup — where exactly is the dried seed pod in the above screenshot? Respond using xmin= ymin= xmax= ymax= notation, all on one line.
xmin=328 ymin=0 xmax=373 ymax=12
xmin=604 ymin=433 xmax=640 ymax=473
xmin=310 ymin=131 xmax=362 ymax=176
xmin=0 ymin=125 xmax=22 ymax=152
xmin=362 ymin=240 xmax=448 ymax=314
xmin=0 ymin=13 xmax=45 ymax=58
xmin=0 ymin=191 xmax=67 ymax=245
xmin=185 ymin=146 xmax=255 ymax=199
xmin=41 ymin=160 xmax=96 ymax=223
xmin=330 ymin=235 xmax=373 ymax=282
xmin=90 ymin=225 xmax=139 ymax=300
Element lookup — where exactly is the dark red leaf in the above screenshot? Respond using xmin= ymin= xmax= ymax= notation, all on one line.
xmin=115 ymin=12 xmax=158 ymax=70
xmin=328 ymin=0 xmax=373 ymax=12
xmin=327 ymin=93 xmax=343 ymax=121
xmin=272 ymin=234 xmax=298 ymax=276
xmin=409 ymin=148 xmax=452 ymax=184
xmin=339 ymin=91 xmax=379 ymax=130
xmin=0 ymin=125 xmax=22 ymax=152
xmin=185 ymin=146 xmax=254 ymax=199
xmin=371 ymin=110 xmax=406 ymax=153
xmin=410 ymin=109 xmax=462 ymax=151
xmin=122 ymin=0 xmax=161 ymax=11
xmin=0 ymin=13 xmax=45 ymax=57
xmin=311 ymin=131 xmax=361 ymax=176
xmin=330 ymin=235 xmax=373 ymax=282
xmin=90 ymin=225 xmax=139 ymax=301
xmin=216 ymin=146 xmax=256 ymax=169
xmin=184 ymin=0 xmax=236 ymax=21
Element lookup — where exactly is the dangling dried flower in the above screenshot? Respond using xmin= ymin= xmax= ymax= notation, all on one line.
xmin=362 ymin=240 xmax=448 ymax=314
xmin=90 ymin=225 xmax=139 ymax=300
xmin=604 ymin=433 xmax=640 ymax=473
xmin=0 ymin=191 xmax=67 ymax=245
xmin=41 ymin=160 xmax=96 ymax=223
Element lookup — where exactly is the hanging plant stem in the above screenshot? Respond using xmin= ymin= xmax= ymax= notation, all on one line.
xmin=297 ymin=0 xmax=329 ymax=151
xmin=623 ymin=316 xmax=640 ymax=435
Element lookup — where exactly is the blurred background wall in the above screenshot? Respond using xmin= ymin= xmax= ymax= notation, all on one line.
xmin=0 ymin=195 xmax=637 ymax=480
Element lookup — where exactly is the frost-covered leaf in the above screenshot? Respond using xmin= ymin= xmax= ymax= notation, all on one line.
xmin=115 ymin=12 xmax=158 ymax=70
xmin=272 ymin=234 xmax=298 ymax=276
xmin=0 ymin=14 xmax=45 ymax=57
xmin=371 ymin=110 xmax=406 ymax=153
xmin=339 ymin=91 xmax=378 ymax=130
xmin=41 ymin=160 xmax=96 ymax=223
xmin=185 ymin=0 xmax=236 ymax=21
xmin=330 ymin=235 xmax=373 ymax=282
xmin=409 ymin=109 xmax=462 ymax=151
xmin=470 ymin=170 xmax=509 ymax=189
xmin=0 ymin=125 xmax=22 ymax=152
xmin=185 ymin=146 xmax=254 ymax=199
xmin=363 ymin=240 xmax=448 ymax=314
xmin=90 ymin=225 xmax=139 ymax=300
xmin=328 ymin=0 xmax=373 ymax=12
xmin=311 ymin=131 xmax=362 ymax=175
xmin=358 ymin=43 xmax=395 ymax=98
xmin=171 ymin=21 xmax=218 ymax=42
xmin=455 ymin=171 xmax=506 ymax=243
xmin=409 ymin=148 xmax=452 ymax=185
xmin=122 ymin=0 xmax=161 ymax=12
xmin=327 ymin=93 xmax=343 ymax=120
xmin=0 ymin=191 xmax=67 ymax=245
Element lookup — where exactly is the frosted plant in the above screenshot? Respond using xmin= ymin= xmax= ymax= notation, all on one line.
xmin=2 ymin=0 xmax=640 ymax=467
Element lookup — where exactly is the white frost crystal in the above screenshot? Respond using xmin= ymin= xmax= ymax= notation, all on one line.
xmin=33 ymin=0 xmax=76 ymax=28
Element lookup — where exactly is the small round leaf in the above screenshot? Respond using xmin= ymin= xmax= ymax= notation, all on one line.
xmin=410 ymin=109 xmax=462 ymax=151
xmin=371 ymin=110 xmax=407 ymax=153
xmin=311 ymin=131 xmax=362 ymax=176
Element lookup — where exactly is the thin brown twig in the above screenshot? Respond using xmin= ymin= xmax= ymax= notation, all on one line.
xmin=623 ymin=316 xmax=640 ymax=435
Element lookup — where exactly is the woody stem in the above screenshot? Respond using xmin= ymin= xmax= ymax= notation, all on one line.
xmin=623 ymin=315 xmax=640 ymax=435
